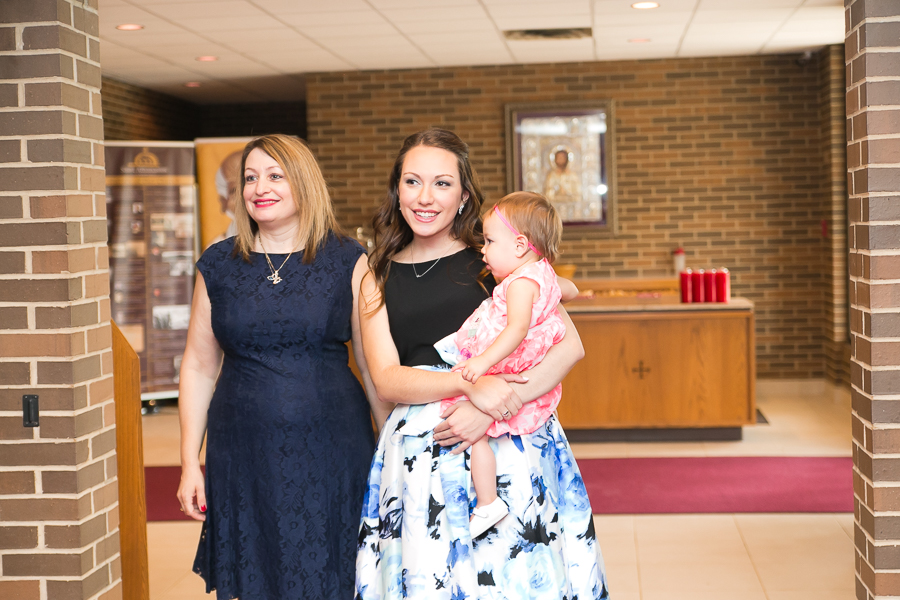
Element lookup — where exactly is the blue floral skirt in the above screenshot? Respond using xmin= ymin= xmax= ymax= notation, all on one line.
xmin=355 ymin=401 xmax=610 ymax=600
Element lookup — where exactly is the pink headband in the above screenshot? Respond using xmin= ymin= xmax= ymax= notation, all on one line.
xmin=493 ymin=206 xmax=540 ymax=255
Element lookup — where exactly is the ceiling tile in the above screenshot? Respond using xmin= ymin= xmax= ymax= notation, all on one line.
xmin=99 ymin=41 xmax=173 ymax=68
xmin=677 ymin=44 xmax=768 ymax=58
xmin=492 ymin=14 xmax=593 ymax=31
xmin=691 ymin=9 xmax=793 ymax=24
xmin=95 ymin=0 xmax=848 ymax=103
xmin=201 ymin=27 xmax=318 ymax=48
xmin=103 ymin=31 xmax=210 ymax=49
xmin=483 ymin=0 xmax=588 ymax=6
xmin=279 ymin=9 xmax=387 ymax=26
xmin=394 ymin=18 xmax=498 ymax=33
xmin=765 ymin=30 xmax=843 ymax=49
xmin=141 ymin=1 xmax=270 ymax=20
xmin=298 ymin=22 xmax=401 ymax=38
xmin=251 ymin=0 xmax=373 ymax=12
xmin=487 ymin=3 xmax=591 ymax=18
xmin=133 ymin=0 xmax=227 ymax=4
xmin=350 ymin=53 xmax=435 ymax=70
xmin=316 ymin=35 xmax=422 ymax=52
xmin=593 ymin=11 xmax=694 ymax=26
xmin=698 ymin=0 xmax=802 ymax=8
xmin=163 ymin=53 xmax=279 ymax=74
xmin=592 ymin=24 xmax=687 ymax=45
xmin=147 ymin=43 xmax=232 ymax=59
xmin=368 ymin=0 xmax=480 ymax=8
xmin=422 ymin=48 xmax=515 ymax=66
xmin=407 ymin=30 xmax=506 ymax=45
xmin=778 ymin=6 xmax=845 ymax=35
xmin=379 ymin=5 xmax=491 ymax=23
xmin=682 ymin=22 xmax=780 ymax=41
xmin=593 ymin=0 xmax=698 ymax=13
xmin=99 ymin=7 xmax=188 ymax=35
xmin=597 ymin=43 xmax=681 ymax=61
xmin=251 ymin=51 xmax=355 ymax=73
xmin=177 ymin=14 xmax=287 ymax=31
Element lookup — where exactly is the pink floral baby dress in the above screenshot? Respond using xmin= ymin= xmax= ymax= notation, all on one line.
xmin=437 ymin=259 xmax=565 ymax=436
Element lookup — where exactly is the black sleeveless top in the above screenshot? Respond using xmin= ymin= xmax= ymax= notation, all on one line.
xmin=385 ymin=247 xmax=496 ymax=367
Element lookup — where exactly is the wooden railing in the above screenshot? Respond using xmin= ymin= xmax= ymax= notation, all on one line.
xmin=112 ymin=321 xmax=150 ymax=600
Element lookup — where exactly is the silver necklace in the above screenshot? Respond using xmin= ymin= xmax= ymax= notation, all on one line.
xmin=411 ymin=241 xmax=456 ymax=279
xmin=259 ymin=234 xmax=295 ymax=285
xmin=412 ymin=256 xmax=442 ymax=278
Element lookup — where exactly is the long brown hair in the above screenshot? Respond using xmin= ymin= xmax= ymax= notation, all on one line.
xmin=367 ymin=129 xmax=485 ymax=301
xmin=232 ymin=134 xmax=339 ymax=263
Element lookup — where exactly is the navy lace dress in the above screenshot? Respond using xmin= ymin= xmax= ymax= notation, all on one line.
xmin=193 ymin=234 xmax=374 ymax=600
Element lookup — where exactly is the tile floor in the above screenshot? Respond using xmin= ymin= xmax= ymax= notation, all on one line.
xmin=143 ymin=384 xmax=855 ymax=599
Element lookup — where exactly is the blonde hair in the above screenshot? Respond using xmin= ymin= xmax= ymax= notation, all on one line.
xmin=493 ymin=191 xmax=562 ymax=263
xmin=232 ymin=134 xmax=339 ymax=263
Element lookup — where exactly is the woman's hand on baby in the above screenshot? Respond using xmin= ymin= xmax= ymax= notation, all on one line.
xmin=452 ymin=357 xmax=491 ymax=384
xmin=467 ymin=375 xmax=523 ymax=422
xmin=434 ymin=402 xmax=494 ymax=454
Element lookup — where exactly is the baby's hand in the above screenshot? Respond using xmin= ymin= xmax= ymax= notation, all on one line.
xmin=460 ymin=356 xmax=491 ymax=384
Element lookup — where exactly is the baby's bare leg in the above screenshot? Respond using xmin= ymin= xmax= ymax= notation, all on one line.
xmin=470 ymin=436 xmax=498 ymax=508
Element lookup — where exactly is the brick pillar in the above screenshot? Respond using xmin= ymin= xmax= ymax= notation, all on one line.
xmin=847 ymin=0 xmax=900 ymax=598
xmin=0 ymin=1 xmax=121 ymax=599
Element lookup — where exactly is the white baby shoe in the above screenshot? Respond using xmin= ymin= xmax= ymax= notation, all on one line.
xmin=470 ymin=497 xmax=509 ymax=538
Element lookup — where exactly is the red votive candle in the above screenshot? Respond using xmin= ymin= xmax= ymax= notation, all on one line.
xmin=691 ymin=269 xmax=705 ymax=303
xmin=715 ymin=268 xmax=731 ymax=303
xmin=680 ymin=269 xmax=692 ymax=303
xmin=703 ymin=268 xmax=716 ymax=303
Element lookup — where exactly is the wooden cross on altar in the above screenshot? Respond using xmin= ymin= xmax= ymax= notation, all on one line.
xmin=632 ymin=360 xmax=651 ymax=379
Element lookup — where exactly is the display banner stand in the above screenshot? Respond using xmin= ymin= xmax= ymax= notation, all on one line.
xmin=105 ymin=142 xmax=196 ymax=399
xmin=194 ymin=137 xmax=253 ymax=251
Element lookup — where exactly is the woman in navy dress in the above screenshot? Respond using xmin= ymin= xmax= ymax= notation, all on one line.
xmin=177 ymin=134 xmax=391 ymax=599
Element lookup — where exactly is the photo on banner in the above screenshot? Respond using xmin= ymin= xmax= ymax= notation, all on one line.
xmin=105 ymin=142 xmax=197 ymax=397
xmin=195 ymin=137 xmax=253 ymax=250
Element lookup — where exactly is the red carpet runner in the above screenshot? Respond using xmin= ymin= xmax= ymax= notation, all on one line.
xmin=579 ymin=456 xmax=853 ymax=514
xmin=145 ymin=466 xmax=199 ymax=522
xmin=145 ymin=456 xmax=853 ymax=521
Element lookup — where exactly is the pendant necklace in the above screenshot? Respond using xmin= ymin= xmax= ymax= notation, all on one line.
xmin=259 ymin=234 xmax=295 ymax=285
xmin=411 ymin=240 xmax=457 ymax=279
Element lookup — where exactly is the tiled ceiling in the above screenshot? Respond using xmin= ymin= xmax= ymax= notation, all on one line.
xmin=98 ymin=0 xmax=845 ymax=104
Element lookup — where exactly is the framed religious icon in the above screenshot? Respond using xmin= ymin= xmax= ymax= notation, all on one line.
xmin=505 ymin=101 xmax=616 ymax=233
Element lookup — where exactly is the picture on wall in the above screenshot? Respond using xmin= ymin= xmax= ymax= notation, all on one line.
xmin=505 ymin=101 xmax=616 ymax=232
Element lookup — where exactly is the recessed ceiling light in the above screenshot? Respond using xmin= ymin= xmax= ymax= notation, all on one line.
xmin=629 ymin=38 xmax=652 ymax=43
xmin=184 ymin=82 xmax=201 ymax=88
xmin=632 ymin=2 xmax=660 ymax=9
xmin=116 ymin=23 xmax=144 ymax=31
xmin=195 ymin=56 xmax=218 ymax=62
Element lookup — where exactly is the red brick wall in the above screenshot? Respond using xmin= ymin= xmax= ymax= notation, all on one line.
xmin=101 ymin=77 xmax=197 ymax=141
xmin=101 ymin=77 xmax=307 ymax=141
xmin=846 ymin=0 xmax=900 ymax=596
xmin=0 ymin=1 xmax=121 ymax=597
xmin=307 ymin=48 xmax=847 ymax=379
